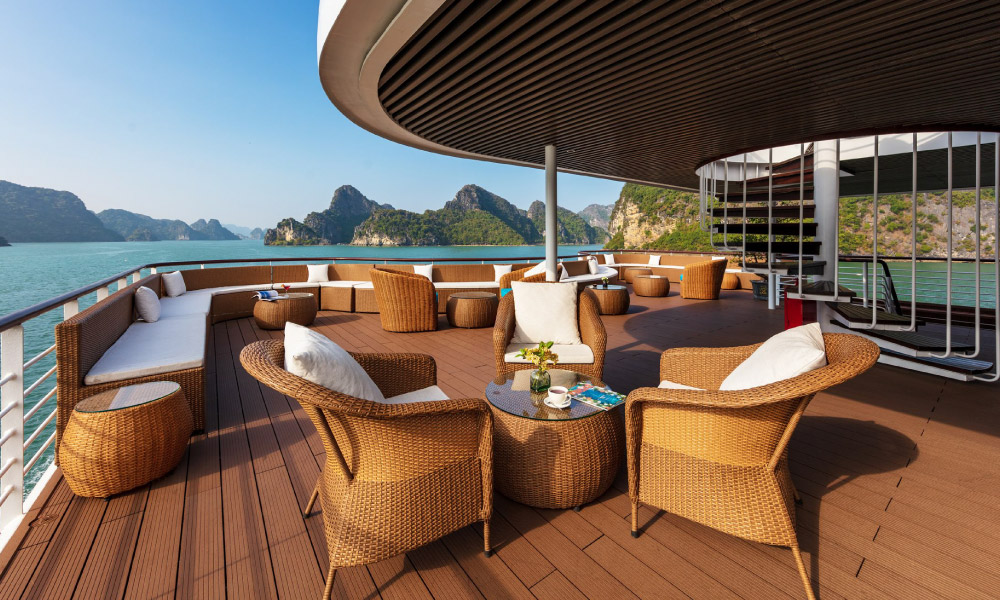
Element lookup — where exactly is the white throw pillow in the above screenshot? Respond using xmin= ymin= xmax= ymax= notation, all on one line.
xmin=510 ymin=281 xmax=581 ymax=344
xmin=494 ymin=264 xmax=512 ymax=282
xmin=134 ymin=286 xmax=161 ymax=322
xmin=648 ymin=255 xmax=661 ymax=266
xmin=559 ymin=263 xmax=570 ymax=281
xmin=587 ymin=257 xmax=599 ymax=275
xmin=413 ymin=264 xmax=434 ymax=281
xmin=283 ymin=323 xmax=386 ymax=402
xmin=720 ymin=323 xmax=827 ymax=391
xmin=604 ymin=254 xmax=616 ymax=265
xmin=658 ymin=379 xmax=704 ymax=390
xmin=162 ymin=271 xmax=187 ymax=297
xmin=524 ymin=262 xmax=564 ymax=281
xmin=307 ymin=264 xmax=329 ymax=283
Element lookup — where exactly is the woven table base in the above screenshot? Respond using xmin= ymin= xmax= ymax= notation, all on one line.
xmin=446 ymin=292 xmax=499 ymax=328
xmin=253 ymin=294 xmax=317 ymax=329
xmin=633 ymin=276 xmax=670 ymax=297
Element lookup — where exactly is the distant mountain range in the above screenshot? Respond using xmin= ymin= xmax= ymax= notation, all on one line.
xmin=97 ymin=210 xmax=240 ymax=241
xmin=265 ymin=184 xmax=610 ymax=246
xmin=222 ymin=224 xmax=265 ymax=240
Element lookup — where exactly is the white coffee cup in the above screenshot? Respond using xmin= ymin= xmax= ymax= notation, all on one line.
xmin=546 ymin=386 xmax=569 ymax=408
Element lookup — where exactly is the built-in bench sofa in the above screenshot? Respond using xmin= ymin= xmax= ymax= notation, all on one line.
xmin=593 ymin=252 xmax=757 ymax=288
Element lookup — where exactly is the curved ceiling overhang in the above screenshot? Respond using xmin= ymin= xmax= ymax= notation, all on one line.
xmin=319 ymin=0 xmax=1000 ymax=191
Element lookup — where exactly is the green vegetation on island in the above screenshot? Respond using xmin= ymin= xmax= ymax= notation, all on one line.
xmin=0 ymin=180 xmax=123 ymax=243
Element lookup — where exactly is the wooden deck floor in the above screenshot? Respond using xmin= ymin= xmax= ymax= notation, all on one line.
xmin=2 ymin=290 xmax=998 ymax=599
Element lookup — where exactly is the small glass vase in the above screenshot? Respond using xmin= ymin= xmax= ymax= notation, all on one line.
xmin=529 ymin=368 xmax=551 ymax=393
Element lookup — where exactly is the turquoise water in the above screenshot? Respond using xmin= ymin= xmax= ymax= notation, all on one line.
xmin=0 ymin=240 xmax=600 ymax=495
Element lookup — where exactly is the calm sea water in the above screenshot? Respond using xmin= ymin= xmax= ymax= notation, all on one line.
xmin=0 ymin=240 xmax=600 ymax=495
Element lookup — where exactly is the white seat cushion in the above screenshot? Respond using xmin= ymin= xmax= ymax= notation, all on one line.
xmin=283 ymin=323 xmax=385 ymax=402
xmin=319 ymin=280 xmax=362 ymax=288
xmin=494 ymin=264 xmax=512 ymax=282
xmin=162 ymin=271 xmax=187 ymax=297
xmin=384 ymin=385 xmax=450 ymax=405
xmin=353 ymin=282 xmax=374 ymax=290
xmin=433 ymin=282 xmax=499 ymax=290
xmin=187 ymin=284 xmax=272 ymax=295
xmin=720 ymin=323 xmax=827 ymax=390
xmin=158 ymin=293 xmax=212 ymax=319
xmin=134 ymin=286 xmax=161 ymax=322
xmin=307 ymin=264 xmax=329 ymax=283
xmin=504 ymin=343 xmax=594 ymax=364
xmin=511 ymin=281 xmax=581 ymax=344
xmin=84 ymin=315 xmax=206 ymax=385
xmin=271 ymin=282 xmax=321 ymax=290
xmin=658 ymin=380 xmax=704 ymax=390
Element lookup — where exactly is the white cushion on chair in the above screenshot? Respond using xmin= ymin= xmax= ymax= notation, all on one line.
xmin=283 ymin=323 xmax=386 ymax=402
xmin=505 ymin=343 xmax=594 ymax=364
xmin=84 ymin=315 xmax=205 ymax=385
xmin=134 ymin=286 xmax=161 ymax=322
xmin=162 ymin=271 xmax=187 ymax=297
xmin=658 ymin=380 xmax=704 ymax=390
xmin=384 ymin=385 xmax=450 ymax=404
xmin=307 ymin=264 xmax=329 ymax=283
xmin=413 ymin=264 xmax=434 ymax=280
xmin=510 ymin=281 xmax=581 ymax=344
xmin=720 ymin=323 xmax=827 ymax=390
xmin=493 ymin=264 xmax=512 ymax=282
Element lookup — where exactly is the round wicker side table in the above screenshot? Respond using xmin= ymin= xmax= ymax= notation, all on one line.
xmin=623 ymin=267 xmax=652 ymax=284
xmin=721 ymin=272 xmax=741 ymax=290
xmin=586 ymin=284 xmax=630 ymax=315
xmin=60 ymin=381 xmax=193 ymax=498
xmin=485 ymin=370 xmax=624 ymax=509
xmin=633 ymin=275 xmax=670 ymax=297
xmin=253 ymin=292 xmax=317 ymax=330
xmin=446 ymin=291 xmax=499 ymax=328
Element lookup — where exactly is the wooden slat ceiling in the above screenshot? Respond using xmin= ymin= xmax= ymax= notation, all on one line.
xmin=377 ymin=0 xmax=1000 ymax=190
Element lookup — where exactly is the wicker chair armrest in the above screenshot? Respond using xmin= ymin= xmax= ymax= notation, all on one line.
xmin=578 ymin=290 xmax=607 ymax=375
xmin=498 ymin=267 xmax=531 ymax=290
xmin=658 ymin=344 xmax=761 ymax=389
xmin=351 ymin=352 xmax=437 ymax=398
xmin=493 ymin=293 xmax=516 ymax=373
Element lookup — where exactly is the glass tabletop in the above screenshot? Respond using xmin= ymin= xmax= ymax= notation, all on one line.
xmin=587 ymin=284 xmax=627 ymax=291
xmin=485 ymin=369 xmax=611 ymax=421
xmin=274 ymin=292 xmax=314 ymax=299
xmin=76 ymin=381 xmax=181 ymax=413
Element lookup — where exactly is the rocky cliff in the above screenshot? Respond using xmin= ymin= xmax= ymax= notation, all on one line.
xmin=0 ymin=180 xmax=123 ymax=242
xmin=190 ymin=218 xmax=240 ymax=240
xmin=265 ymin=185 xmax=391 ymax=245
xmin=526 ymin=201 xmax=608 ymax=244
xmin=0 ymin=236 xmax=10 ymax=247
xmin=578 ymin=203 xmax=614 ymax=230
xmin=605 ymin=184 xmax=710 ymax=251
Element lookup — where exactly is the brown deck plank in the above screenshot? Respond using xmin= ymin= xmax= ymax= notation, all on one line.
xmin=366 ymin=555 xmax=432 ymax=600
xmin=21 ymin=496 xmax=106 ymax=600
xmin=72 ymin=513 xmax=142 ymax=600
xmin=440 ymin=524 xmax=534 ymax=600
xmin=530 ymin=570 xmax=587 ymax=599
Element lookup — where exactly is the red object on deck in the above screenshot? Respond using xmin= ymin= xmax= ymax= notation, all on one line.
xmin=784 ymin=287 xmax=817 ymax=329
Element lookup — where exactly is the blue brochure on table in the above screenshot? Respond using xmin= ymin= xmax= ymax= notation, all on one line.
xmin=567 ymin=382 xmax=625 ymax=410
xmin=255 ymin=290 xmax=280 ymax=301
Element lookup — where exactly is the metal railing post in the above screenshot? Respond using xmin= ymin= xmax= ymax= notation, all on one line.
xmin=0 ymin=326 xmax=24 ymax=535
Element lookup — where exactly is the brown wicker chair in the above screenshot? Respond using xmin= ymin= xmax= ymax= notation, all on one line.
xmin=680 ymin=259 xmax=729 ymax=299
xmin=493 ymin=283 xmax=607 ymax=380
xmin=625 ymin=333 xmax=879 ymax=600
xmin=370 ymin=267 xmax=437 ymax=332
xmin=240 ymin=340 xmax=493 ymax=600
xmin=498 ymin=266 xmax=546 ymax=290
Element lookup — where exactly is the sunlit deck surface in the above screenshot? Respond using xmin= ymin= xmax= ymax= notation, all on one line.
xmin=2 ymin=290 xmax=998 ymax=600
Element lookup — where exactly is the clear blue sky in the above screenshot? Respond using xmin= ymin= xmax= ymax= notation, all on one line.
xmin=0 ymin=1 xmax=623 ymax=229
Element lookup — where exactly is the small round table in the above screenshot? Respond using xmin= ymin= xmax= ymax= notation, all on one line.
xmin=485 ymin=369 xmax=624 ymax=509
xmin=586 ymin=284 xmax=630 ymax=315
xmin=623 ymin=267 xmax=652 ymax=283
xmin=633 ymin=275 xmax=670 ymax=297
xmin=446 ymin=292 xmax=499 ymax=328
xmin=60 ymin=381 xmax=193 ymax=498
xmin=254 ymin=292 xmax=317 ymax=330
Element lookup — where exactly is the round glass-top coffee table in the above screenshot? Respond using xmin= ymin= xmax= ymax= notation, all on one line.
xmin=586 ymin=284 xmax=630 ymax=315
xmin=485 ymin=369 xmax=624 ymax=509
xmin=253 ymin=292 xmax=317 ymax=329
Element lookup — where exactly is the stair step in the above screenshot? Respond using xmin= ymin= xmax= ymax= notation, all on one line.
xmin=742 ymin=241 xmax=821 ymax=254
xmin=744 ymin=260 xmax=826 ymax=275
xmin=828 ymin=302 xmax=922 ymax=331
xmin=745 ymin=170 xmax=814 ymax=188
xmin=711 ymin=205 xmax=815 ymax=219
xmin=712 ymin=223 xmax=818 ymax=236
xmin=770 ymin=152 xmax=814 ymax=175
xmin=879 ymin=349 xmax=994 ymax=380
xmin=786 ymin=281 xmax=855 ymax=301
xmin=827 ymin=321 xmax=975 ymax=356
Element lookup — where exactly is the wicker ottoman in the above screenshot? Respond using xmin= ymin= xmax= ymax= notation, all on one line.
xmin=60 ymin=381 xmax=193 ymax=497
xmin=721 ymin=273 xmax=741 ymax=290
xmin=586 ymin=284 xmax=630 ymax=315
xmin=446 ymin=291 xmax=499 ymax=328
xmin=253 ymin=292 xmax=317 ymax=329
xmin=623 ymin=267 xmax=652 ymax=284
xmin=633 ymin=275 xmax=670 ymax=297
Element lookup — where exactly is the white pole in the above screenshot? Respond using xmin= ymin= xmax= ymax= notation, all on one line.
xmin=813 ymin=139 xmax=840 ymax=284
xmin=545 ymin=144 xmax=558 ymax=282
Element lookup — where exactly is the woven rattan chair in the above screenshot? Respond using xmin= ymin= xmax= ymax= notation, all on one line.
xmin=370 ymin=267 xmax=437 ymax=332
xmin=625 ymin=333 xmax=879 ymax=600
xmin=493 ymin=283 xmax=606 ymax=380
xmin=240 ymin=340 xmax=493 ymax=600
xmin=680 ymin=259 xmax=729 ymax=299
xmin=498 ymin=266 xmax=546 ymax=290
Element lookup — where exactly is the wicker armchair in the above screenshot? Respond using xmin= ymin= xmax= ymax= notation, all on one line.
xmin=370 ymin=267 xmax=437 ymax=332
xmin=680 ymin=259 xmax=729 ymax=299
xmin=625 ymin=333 xmax=879 ymax=600
xmin=498 ymin=266 xmax=546 ymax=290
xmin=493 ymin=283 xmax=606 ymax=380
xmin=240 ymin=340 xmax=493 ymax=600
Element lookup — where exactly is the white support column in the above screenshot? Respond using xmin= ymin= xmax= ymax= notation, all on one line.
xmin=0 ymin=326 xmax=24 ymax=535
xmin=813 ymin=139 xmax=840 ymax=278
xmin=545 ymin=144 xmax=558 ymax=282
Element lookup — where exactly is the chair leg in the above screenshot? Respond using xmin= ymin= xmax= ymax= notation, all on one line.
xmin=791 ymin=546 xmax=816 ymax=600
xmin=483 ymin=519 xmax=492 ymax=557
xmin=305 ymin=482 xmax=320 ymax=517
xmin=631 ymin=501 xmax=640 ymax=538
xmin=323 ymin=563 xmax=337 ymax=600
